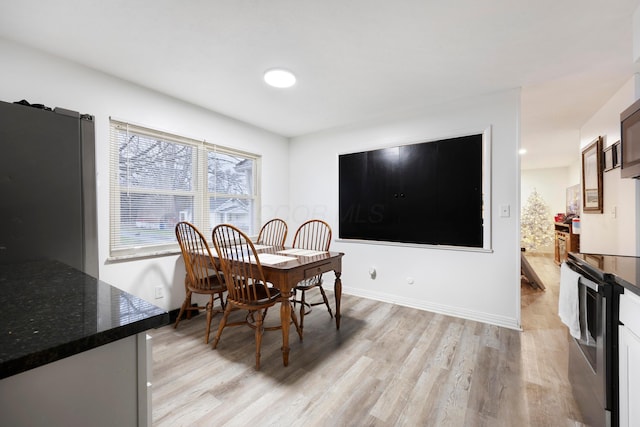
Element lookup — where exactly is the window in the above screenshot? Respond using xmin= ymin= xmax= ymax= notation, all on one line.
xmin=109 ymin=119 xmax=260 ymax=259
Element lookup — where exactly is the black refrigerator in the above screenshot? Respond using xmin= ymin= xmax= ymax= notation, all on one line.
xmin=0 ymin=100 xmax=98 ymax=277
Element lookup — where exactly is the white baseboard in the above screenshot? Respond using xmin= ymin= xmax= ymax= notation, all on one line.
xmin=342 ymin=286 xmax=521 ymax=331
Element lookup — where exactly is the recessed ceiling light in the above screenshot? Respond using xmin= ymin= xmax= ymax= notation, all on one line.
xmin=519 ymin=148 xmax=527 ymax=155
xmin=264 ymin=68 xmax=296 ymax=88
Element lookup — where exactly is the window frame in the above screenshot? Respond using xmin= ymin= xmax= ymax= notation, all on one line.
xmin=108 ymin=119 xmax=261 ymax=260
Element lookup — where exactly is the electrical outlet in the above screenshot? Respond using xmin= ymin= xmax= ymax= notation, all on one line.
xmin=154 ymin=286 xmax=164 ymax=299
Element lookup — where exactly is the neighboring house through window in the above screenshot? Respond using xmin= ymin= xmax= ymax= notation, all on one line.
xmin=109 ymin=119 xmax=260 ymax=259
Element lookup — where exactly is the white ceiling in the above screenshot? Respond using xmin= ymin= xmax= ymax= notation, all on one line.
xmin=1 ymin=0 xmax=639 ymax=170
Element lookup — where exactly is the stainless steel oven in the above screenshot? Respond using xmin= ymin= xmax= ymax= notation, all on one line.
xmin=566 ymin=254 xmax=621 ymax=427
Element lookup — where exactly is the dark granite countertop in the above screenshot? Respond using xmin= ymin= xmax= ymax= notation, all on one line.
xmin=568 ymin=252 xmax=640 ymax=296
xmin=0 ymin=260 xmax=169 ymax=380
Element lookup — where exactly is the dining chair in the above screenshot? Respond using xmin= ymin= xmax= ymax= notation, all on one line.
xmin=256 ymin=218 xmax=288 ymax=246
xmin=211 ymin=223 xmax=302 ymax=370
xmin=292 ymin=219 xmax=333 ymax=335
xmin=174 ymin=221 xmax=226 ymax=344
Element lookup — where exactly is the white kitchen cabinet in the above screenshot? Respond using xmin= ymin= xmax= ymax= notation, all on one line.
xmin=619 ymin=291 xmax=640 ymax=427
xmin=0 ymin=333 xmax=152 ymax=427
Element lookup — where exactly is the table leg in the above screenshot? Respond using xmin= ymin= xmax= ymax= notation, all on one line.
xmin=334 ymin=271 xmax=342 ymax=330
xmin=280 ymin=291 xmax=291 ymax=366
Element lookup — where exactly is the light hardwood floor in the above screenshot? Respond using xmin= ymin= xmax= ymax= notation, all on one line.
xmin=151 ymin=253 xmax=587 ymax=426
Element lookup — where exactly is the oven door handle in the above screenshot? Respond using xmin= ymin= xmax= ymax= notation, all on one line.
xmin=579 ymin=276 xmax=599 ymax=292
xmin=567 ymin=262 xmax=601 ymax=292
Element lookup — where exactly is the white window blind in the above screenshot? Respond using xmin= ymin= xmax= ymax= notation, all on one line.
xmin=109 ymin=119 xmax=260 ymax=259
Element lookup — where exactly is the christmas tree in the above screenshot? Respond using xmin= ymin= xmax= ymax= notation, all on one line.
xmin=521 ymin=189 xmax=554 ymax=251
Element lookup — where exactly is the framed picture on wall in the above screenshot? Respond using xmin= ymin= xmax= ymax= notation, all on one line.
xmin=566 ymin=184 xmax=580 ymax=216
xmin=581 ymin=136 xmax=603 ymax=213
xmin=604 ymin=144 xmax=615 ymax=171
xmin=603 ymin=140 xmax=620 ymax=172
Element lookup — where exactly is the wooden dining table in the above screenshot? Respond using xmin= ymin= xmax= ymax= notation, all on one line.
xmin=197 ymin=245 xmax=344 ymax=366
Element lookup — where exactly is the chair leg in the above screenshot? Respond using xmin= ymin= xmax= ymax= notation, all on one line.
xmin=254 ymin=309 xmax=264 ymax=370
xmin=212 ymin=304 xmax=233 ymax=349
xmin=174 ymin=290 xmax=192 ymax=329
xmin=218 ymin=290 xmax=226 ymax=310
xmin=318 ymin=285 xmax=334 ymax=318
xmin=204 ymin=296 xmax=214 ymax=344
xmin=290 ymin=306 xmax=303 ymax=341
xmin=299 ymin=290 xmax=306 ymax=337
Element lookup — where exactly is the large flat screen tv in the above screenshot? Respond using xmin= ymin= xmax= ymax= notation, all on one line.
xmin=621 ymin=97 xmax=640 ymax=179
xmin=338 ymin=132 xmax=487 ymax=248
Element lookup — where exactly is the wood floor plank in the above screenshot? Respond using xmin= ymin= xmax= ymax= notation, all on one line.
xmin=432 ymin=322 xmax=479 ymax=426
xmin=150 ymin=253 xmax=588 ymax=426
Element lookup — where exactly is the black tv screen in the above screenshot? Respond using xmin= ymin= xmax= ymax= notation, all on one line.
xmin=339 ymin=134 xmax=484 ymax=247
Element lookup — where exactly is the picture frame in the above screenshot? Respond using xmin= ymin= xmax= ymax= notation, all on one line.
xmin=613 ymin=140 xmax=621 ymax=168
xmin=604 ymin=145 xmax=614 ymax=171
xmin=566 ymin=184 xmax=580 ymax=216
xmin=603 ymin=140 xmax=620 ymax=172
xmin=582 ymin=136 xmax=603 ymax=213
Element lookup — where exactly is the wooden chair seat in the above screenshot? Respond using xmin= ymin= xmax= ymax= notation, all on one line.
xmin=188 ymin=274 xmax=225 ymax=293
xmin=294 ymin=276 xmax=322 ymax=291
xmin=233 ymin=284 xmax=281 ymax=307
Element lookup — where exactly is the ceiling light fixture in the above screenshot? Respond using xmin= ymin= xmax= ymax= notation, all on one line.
xmin=519 ymin=148 xmax=527 ymax=155
xmin=264 ymin=68 xmax=297 ymax=88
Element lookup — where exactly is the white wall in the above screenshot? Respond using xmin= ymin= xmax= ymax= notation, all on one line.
xmin=579 ymin=77 xmax=638 ymax=255
xmin=0 ymin=38 xmax=290 ymax=310
xmin=568 ymin=157 xmax=582 ymax=185
xmin=289 ymin=89 xmax=522 ymax=329
xmin=522 ymin=167 xmax=573 ymax=216
xmin=521 ymin=167 xmax=573 ymax=253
